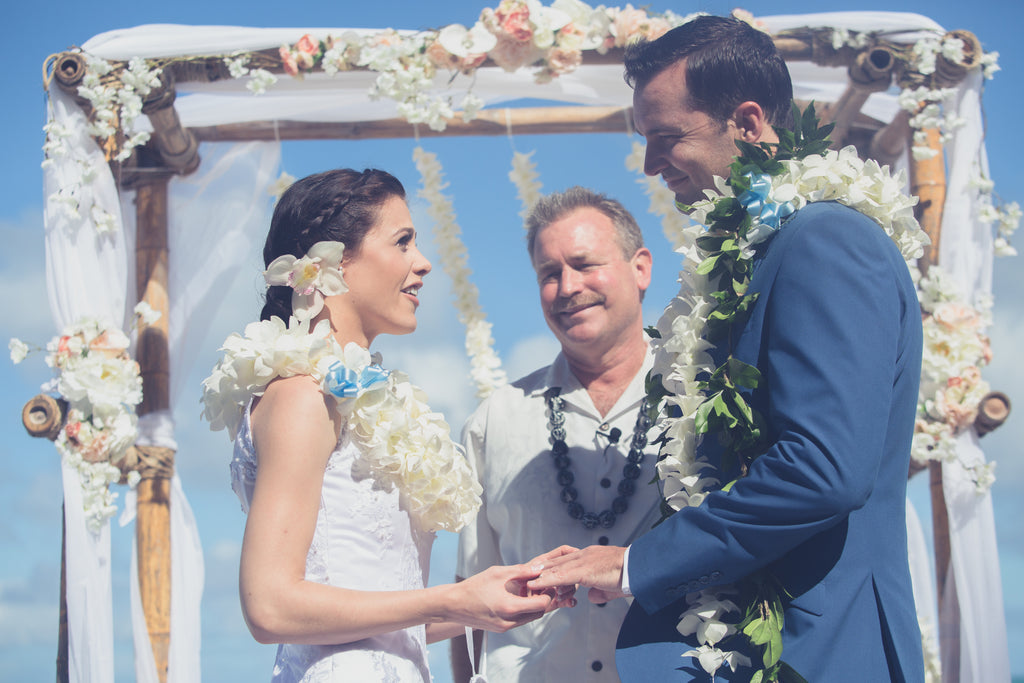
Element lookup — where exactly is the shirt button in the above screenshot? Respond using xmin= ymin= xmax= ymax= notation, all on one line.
xmin=599 ymin=422 xmax=610 ymax=432
xmin=600 ymin=477 xmax=612 ymax=488
xmin=591 ymin=660 xmax=603 ymax=672
xmin=598 ymin=536 xmax=609 ymax=545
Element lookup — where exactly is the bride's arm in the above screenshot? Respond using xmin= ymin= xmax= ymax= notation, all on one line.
xmin=240 ymin=375 xmax=555 ymax=646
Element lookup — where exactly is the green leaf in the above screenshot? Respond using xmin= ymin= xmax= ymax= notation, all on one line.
xmin=727 ymin=357 xmax=760 ymax=384
xmin=644 ymin=325 xmax=661 ymax=339
xmin=696 ymin=254 xmax=721 ymax=275
xmin=694 ymin=395 xmax=718 ymax=434
xmin=713 ymin=392 xmax=739 ymax=427
xmin=743 ymin=617 xmax=773 ymax=646
xmin=764 ymin=626 xmax=783 ymax=667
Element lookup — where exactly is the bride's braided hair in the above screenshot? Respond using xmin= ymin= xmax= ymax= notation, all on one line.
xmin=260 ymin=168 xmax=406 ymax=322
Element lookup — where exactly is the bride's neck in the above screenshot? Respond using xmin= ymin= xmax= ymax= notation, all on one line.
xmin=314 ymin=300 xmax=373 ymax=350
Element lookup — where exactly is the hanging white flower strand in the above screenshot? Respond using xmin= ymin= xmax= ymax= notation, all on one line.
xmin=509 ymin=150 xmax=543 ymax=222
xmin=412 ymin=146 xmax=507 ymax=397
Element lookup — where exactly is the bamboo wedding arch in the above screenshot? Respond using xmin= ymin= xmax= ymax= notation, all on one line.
xmin=27 ymin=9 xmax=1011 ymax=682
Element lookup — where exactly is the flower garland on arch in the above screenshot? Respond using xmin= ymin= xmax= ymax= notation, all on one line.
xmin=413 ymin=146 xmax=508 ymax=397
xmin=645 ymin=106 xmax=929 ymax=682
xmin=267 ymin=3 xmax=698 ymax=130
xmin=912 ymin=266 xmax=997 ymax=492
xmin=200 ymin=315 xmax=482 ymax=533
xmin=9 ymin=303 xmax=160 ymax=532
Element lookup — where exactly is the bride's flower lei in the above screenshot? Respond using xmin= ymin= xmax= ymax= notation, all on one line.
xmin=646 ymin=105 xmax=929 ymax=682
xmin=201 ymin=315 xmax=482 ymax=533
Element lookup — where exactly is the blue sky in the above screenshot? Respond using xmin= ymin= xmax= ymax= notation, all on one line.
xmin=2 ymin=1 xmax=1021 ymax=681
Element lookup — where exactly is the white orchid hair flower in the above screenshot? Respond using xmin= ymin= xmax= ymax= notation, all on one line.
xmin=264 ymin=240 xmax=347 ymax=321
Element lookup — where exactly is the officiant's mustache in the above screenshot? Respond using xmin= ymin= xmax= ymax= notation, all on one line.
xmin=553 ymin=293 xmax=605 ymax=314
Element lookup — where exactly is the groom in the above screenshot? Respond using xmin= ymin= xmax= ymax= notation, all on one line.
xmin=528 ymin=16 xmax=925 ymax=682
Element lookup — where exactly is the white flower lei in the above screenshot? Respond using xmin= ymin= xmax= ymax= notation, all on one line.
xmin=413 ymin=146 xmax=508 ymax=397
xmin=650 ymin=144 xmax=929 ymax=678
xmin=201 ymin=316 xmax=482 ymax=533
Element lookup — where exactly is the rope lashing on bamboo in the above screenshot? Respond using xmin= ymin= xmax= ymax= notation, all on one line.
xmin=118 ymin=445 xmax=175 ymax=483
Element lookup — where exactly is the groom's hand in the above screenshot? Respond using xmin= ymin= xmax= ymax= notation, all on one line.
xmin=526 ymin=544 xmax=627 ymax=603
xmin=526 ymin=545 xmax=579 ymax=609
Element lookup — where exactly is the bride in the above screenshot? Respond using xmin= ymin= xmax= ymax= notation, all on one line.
xmin=202 ymin=168 xmax=569 ymax=681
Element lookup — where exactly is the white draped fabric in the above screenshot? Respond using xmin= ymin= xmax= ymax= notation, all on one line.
xmin=41 ymin=10 xmax=1006 ymax=681
xmin=44 ymin=75 xmax=279 ymax=683
xmin=44 ymin=84 xmax=128 ymax=683
xmin=933 ymin=69 xmax=1010 ymax=683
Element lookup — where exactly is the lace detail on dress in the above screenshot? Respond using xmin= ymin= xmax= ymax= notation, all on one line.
xmin=229 ymin=402 xmax=258 ymax=514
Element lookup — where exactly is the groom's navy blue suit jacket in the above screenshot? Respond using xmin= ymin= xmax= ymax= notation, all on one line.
xmin=617 ymin=202 xmax=925 ymax=682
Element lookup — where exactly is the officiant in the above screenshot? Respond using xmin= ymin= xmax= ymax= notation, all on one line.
xmin=452 ymin=187 xmax=663 ymax=682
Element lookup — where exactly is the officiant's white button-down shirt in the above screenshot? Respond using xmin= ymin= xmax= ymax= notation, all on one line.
xmin=457 ymin=350 xmax=663 ymax=682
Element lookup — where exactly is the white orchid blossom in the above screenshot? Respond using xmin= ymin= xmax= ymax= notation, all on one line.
xmin=437 ymin=22 xmax=497 ymax=57
xmin=8 ymin=338 xmax=29 ymax=364
xmin=264 ymin=240 xmax=348 ymax=321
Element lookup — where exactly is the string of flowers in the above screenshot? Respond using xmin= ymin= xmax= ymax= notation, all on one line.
xmin=972 ymin=168 xmax=1021 ymax=257
xmin=50 ymin=3 xmax=695 ymax=147
xmin=912 ymin=266 xmax=997 ymax=492
xmin=413 ymin=146 xmax=508 ymax=397
xmin=222 ymin=53 xmax=278 ymax=95
xmin=9 ymin=302 xmax=160 ymax=532
xmin=201 ymin=315 xmax=482 ymax=532
xmin=509 ymin=150 xmax=543 ymax=222
xmin=42 ymin=55 xmax=159 ymax=237
xmin=646 ymin=106 xmax=929 ymax=682
xmin=625 ymin=140 xmax=689 ymax=250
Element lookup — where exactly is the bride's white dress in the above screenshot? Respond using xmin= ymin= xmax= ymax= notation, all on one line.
xmin=231 ymin=403 xmax=436 ymax=682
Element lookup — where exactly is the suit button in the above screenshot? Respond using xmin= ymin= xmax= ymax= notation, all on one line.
xmin=592 ymin=661 xmax=603 ymax=672
xmin=710 ymin=571 xmax=722 ymax=581
xmin=699 ymin=575 xmax=709 ymax=584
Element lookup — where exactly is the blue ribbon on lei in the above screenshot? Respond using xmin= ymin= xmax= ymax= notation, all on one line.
xmin=325 ymin=361 xmax=390 ymax=398
xmin=738 ymin=171 xmax=795 ymax=232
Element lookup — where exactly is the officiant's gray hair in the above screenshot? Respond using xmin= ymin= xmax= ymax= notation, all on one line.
xmin=525 ymin=186 xmax=645 ymax=265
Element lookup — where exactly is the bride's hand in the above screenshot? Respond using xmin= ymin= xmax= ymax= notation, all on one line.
xmin=450 ymin=563 xmax=564 ymax=632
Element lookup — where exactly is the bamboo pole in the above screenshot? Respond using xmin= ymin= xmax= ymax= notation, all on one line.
xmin=189 ymin=103 xmax=882 ymax=143
xmin=134 ymin=175 xmax=174 ymax=683
xmin=57 ymin=505 xmax=69 ymax=683
xmin=191 ymin=105 xmax=638 ymax=142
xmin=141 ymin=80 xmax=200 ymax=174
xmin=909 ymin=126 xmax=959 ymax=681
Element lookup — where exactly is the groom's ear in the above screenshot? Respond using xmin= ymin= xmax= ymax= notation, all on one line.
xmin=731 ymin=101 xmax=769 ymax=142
